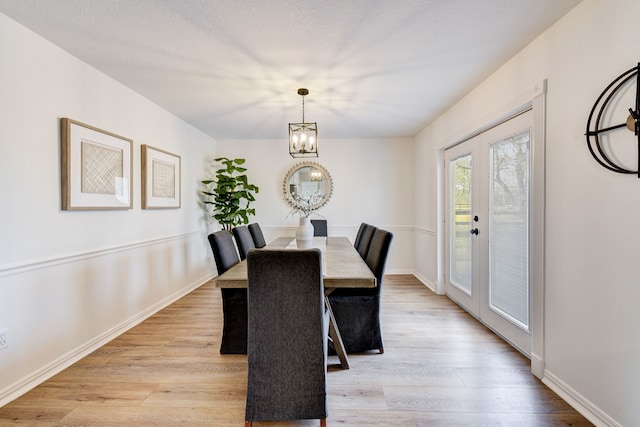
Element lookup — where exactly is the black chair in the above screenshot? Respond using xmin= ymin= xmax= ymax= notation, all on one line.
xmin=232 ymin=225 xmax=255 ymax=260
xmin=311 ymin=219 xmax=328 ymax=237
xmin=245 ymin=249 xmax=328 ymax=427
xmin=355 ymin=225 xmax=377 ymax=259
xmin=207 ymin=230 xmax=247 ymax=354
xmin=328 ymin=228 xmax=393 ymax=353
xmin=247 ymin=222 xmax=266 ymax=248
xmin=353 ymin=223 xmax=369 ymax=249
xmin=208 ymin=230 xmax=239 ymax=277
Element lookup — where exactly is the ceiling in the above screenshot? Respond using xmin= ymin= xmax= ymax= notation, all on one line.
xmin=0 ymin=0 xmax=581 ymax=140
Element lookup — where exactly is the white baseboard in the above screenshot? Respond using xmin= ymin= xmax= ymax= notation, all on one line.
xmin=385 ymin=268 xmax=414 ymax=275
xmin=531 ymin=352 xmax=544 ymax=379
xmin=542 ymin=369 xmax=621 ymax=427
xmin=411 ymin=271 xmax=438 ymax=293
xmin=0 ymin=275 xmax=211 ymax=407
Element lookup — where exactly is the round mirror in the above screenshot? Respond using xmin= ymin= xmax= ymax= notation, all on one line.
xmin=283 ymin=162 xmax=333 ymax=214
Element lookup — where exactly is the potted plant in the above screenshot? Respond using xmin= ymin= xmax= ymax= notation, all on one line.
xmin=201 ymin=157 xmax=259 ymax=231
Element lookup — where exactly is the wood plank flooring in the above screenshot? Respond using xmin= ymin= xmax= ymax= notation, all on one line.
xmin=0 ymin=275 xmax=592 ymax=426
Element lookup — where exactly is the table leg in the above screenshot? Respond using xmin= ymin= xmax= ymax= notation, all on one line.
xmin=324 ymin=295 xmax=349 ymax=369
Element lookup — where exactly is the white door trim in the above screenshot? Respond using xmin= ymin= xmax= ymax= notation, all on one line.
xmin=530 ymin=80 xmax=547 ymax=379
xmin=436 ymin=80 xmax=547 ymax=378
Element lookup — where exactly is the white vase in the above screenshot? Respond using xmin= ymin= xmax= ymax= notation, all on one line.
xmin=295 ymin=216 xmax=314 ymax=248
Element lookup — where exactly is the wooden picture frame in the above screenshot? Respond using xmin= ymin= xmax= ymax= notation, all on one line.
xmin=60 ymin=118 xmax=133 ymax=210
xmin=141 ymin=145 xmax=181 ymax=209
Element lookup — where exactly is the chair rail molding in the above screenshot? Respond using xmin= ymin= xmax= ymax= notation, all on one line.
xmin=0 ymin=231 xmax=203 ymax=278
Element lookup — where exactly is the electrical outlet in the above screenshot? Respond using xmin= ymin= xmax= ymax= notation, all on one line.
xmin=0 ymin=329 xmax=7 ymax=350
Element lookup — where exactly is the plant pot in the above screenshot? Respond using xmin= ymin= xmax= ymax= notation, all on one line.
xmin=295 ymin=217 xmax=314 ymax=248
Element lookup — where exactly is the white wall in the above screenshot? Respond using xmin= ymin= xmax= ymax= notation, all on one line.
xmin=414 ymin=0 xmax=639 ymax=425
xmin=215 ymin=137 xmax=415 ymax=275
xmin=0 ymin=13 xmax=216 ymax=404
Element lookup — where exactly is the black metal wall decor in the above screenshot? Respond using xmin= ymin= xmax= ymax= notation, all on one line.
xmin=585 ymin=62 xmax=640 ymax=177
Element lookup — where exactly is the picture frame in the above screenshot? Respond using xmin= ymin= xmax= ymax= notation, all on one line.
xmin=141 ymin=145 xmax=181 ymax=209
xmin=60 ymin=118 xmax=133 ymax=210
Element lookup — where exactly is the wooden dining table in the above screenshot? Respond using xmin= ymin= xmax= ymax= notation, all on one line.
xmin=212 ymin=236 xmax=376 ymax=369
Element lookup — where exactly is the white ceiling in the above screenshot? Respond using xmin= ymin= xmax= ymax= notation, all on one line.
xmin=0 ymin=0 xmax=581 ymax=140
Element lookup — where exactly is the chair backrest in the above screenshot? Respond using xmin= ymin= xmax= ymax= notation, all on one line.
xmin=353 ymin=223 xmax=369 ymax=248
xmin=364 ymin=229 xmax=393 ymax=293
xmin=310 ymin=219 xmax=328 ymax=237
xmin=245 ymin=249 xmax=327 ymax=423
xmin=356 ymin=225 xmax=377 ymax=258
xmin=247 ymin=222 xmax=266 ymax=248
xmin=207 ymin=230 xmax=240 ymax=275
xmin=232 ymin=225 xmax=256 ymax=260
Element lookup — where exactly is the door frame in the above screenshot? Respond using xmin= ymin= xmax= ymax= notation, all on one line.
xmin=436 ymin=80 xmax=547 ymax=378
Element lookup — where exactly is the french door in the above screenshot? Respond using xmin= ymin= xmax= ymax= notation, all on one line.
xmin=445 ymin=110 xmax=532 ymax=355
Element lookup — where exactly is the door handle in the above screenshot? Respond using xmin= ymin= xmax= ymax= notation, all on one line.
xmin=470 ymin=228 xmax=479 ymax=235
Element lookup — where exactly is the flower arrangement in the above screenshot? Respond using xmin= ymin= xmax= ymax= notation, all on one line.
xmin=287 ymin=191 xmax=324 ymax=218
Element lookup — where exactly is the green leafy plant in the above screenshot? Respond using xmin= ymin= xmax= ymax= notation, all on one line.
xmin=201 ymin=157 xmax=259 ymax=231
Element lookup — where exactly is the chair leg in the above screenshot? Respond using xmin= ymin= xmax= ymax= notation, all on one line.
xmin=245 ymin=422 xmax=252 ymax=427
xmin=379 ymin=348 xmax=384 ymax=354
xmin=320 ymin=418 xmax=327 ymax=427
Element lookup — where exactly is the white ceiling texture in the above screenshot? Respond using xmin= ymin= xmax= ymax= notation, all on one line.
xmin=0 ymin=0 xmax=581 ymax=140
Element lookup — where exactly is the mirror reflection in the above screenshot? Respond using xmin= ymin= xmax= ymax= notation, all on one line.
xmin=283 ymin=162 xmax=333 ymax=213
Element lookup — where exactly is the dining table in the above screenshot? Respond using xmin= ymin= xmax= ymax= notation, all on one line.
xmin=212 ymin=236 xmax=376 ymax=369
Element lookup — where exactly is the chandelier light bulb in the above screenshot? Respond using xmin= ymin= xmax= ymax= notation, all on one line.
xmin=300 ymin=132 xmax=307 ymax=142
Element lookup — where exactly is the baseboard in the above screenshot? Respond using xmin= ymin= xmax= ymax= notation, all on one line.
xmin=385 ymin=267 xmax=414 ymax=275
xmin=530 ymin=352 xmax=544 ymax=379
xmin=0 ymin=274 xmax=211 ymax=407
xmin=411 ymin=271 xmax=438 ymax=293
xmin=542 ymin=369 xmax=621 ymax=427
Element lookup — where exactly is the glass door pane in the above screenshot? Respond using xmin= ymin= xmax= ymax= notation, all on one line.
xmin=449 ymin=154 xmax=472 ymax=294
xmin=489 ymin=131 xmax=530 ymax=329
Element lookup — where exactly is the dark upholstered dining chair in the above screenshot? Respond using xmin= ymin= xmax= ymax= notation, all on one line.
xmin=232 ymin=225 xmax=255 ymax=260
xmin=207 ymin=230 xmax=247 ymax=354
xmin=353 ymin=222 xmax=369 ymax=249
xmin=245 ymin=249 xmax=328 ymax=427
xmin=328 ymin=228 xmax=393 ymax=354
xmin=247 ymin=222 xmax=266 ymax=248
xmin=311 ymin=219 xmax=328 ymax=237
xmin=355 ymin=224 xmax=377 ymax=258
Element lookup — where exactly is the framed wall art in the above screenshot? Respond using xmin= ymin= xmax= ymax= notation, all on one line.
xmin=60 ymin=118 xmax=133 ymax=210
xmin=141 ymin=145 xmax=181 ymax=209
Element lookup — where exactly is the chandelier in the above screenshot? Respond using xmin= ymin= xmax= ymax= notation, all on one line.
xmin=289 ymin=88 xmax=318 ymax=158
xmin=310 ymin=168 xmax=323 ymax=181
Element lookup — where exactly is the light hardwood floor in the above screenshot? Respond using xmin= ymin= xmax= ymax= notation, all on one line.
xmin=0 ymin=275 xmax=592 ymax=426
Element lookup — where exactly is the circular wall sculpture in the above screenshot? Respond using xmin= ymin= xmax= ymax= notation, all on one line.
xmin=586 ymin=62 xmax=640 ymax=177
